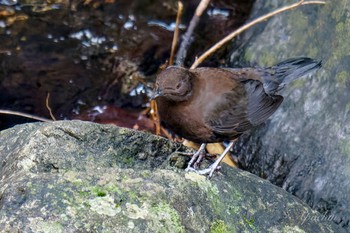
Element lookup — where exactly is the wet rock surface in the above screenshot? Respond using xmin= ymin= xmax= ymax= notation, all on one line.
xmin=230 ymin=0 xmax=350 ymax=230
xmin=0 ymin=121 xmax=345 ymax=232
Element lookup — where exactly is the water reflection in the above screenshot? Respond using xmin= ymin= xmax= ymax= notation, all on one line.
xmin=0 ymin=0 xmax=17 ymax=6
xmin=0 ymin=0 xmax=254 ymax=130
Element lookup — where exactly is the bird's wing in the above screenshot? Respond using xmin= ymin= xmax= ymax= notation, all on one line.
xmin=206 ymin=79 xmax=283 ymax=136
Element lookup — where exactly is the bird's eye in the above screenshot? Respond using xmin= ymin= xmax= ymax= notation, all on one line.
xmin=176 ymin=83 xmax=181 ymax=89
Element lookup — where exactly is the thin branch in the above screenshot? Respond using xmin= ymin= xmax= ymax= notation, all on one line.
xmin=161 ymin=126 xmax=173 ymax=140
xmin=150 ymin=100 xmax=161 ymax=135
xmin=169 ymin=1 xmax=183 ymax=66
xmin=190 ymin=0 xmax=326 ymax=69
xmin=0 ymin=110 xmax=53 ymax=122
xmin=175 ymin=0 xmax=211 ymax=66
xmin=302 ymin=1 xmax=326 ymax=4
xmin=45 ymin=92 xmax=57 ymax=121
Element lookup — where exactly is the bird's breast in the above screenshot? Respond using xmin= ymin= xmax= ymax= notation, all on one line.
xmin=156 ymin=97 xmax=214 ymax=142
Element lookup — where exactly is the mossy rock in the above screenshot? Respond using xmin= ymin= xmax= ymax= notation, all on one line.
xmin=0 ymin=121 xmax=345 ymax=232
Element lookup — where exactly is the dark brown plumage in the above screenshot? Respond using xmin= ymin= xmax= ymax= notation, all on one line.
xmin=152 ymin=57 xmax=321 ymax=176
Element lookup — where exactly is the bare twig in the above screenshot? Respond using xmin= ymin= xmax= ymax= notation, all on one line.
xmin=190 ymin=0 xmax=326 ymax=69
xmin=169 ymin=1 xmax=183 ymax=65
xmin=0 ymin=110 xmax=53 ymax=122
xmin=161 ymin=126 xmax=173 ymax=140
xmin=175 ymin=0 xmax=211 ymax=65
xmin=45 ymin=92 xmax=57 ymax=121
xmin=150 ymin=100 xmax=161 ymax=135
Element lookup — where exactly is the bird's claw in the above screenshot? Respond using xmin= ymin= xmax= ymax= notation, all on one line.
xmin=185 ymin=141 xmax=236 ymax=178
xmin=185 ymin=166 xmax=196 ymax=172
xmin=185 ymin=143 xmax=207 ymax=170
xmin=186 ymin=164 xmax=222 ymax=178
xmin=184 ymin=142 xmax=223 ymax=178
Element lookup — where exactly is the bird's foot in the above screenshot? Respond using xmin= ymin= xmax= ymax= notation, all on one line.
xmin=196 ymin=159 xmax=223 ymax=178
xmin=186 ymin=140 xmax=236 ymax=178
xmin=185 ymin=143 xmax=207 ymax=171
xmin=186 ymin=163 xmax=222 ymax=178
xmin=184 ymin=142 xmax=222 ymax=177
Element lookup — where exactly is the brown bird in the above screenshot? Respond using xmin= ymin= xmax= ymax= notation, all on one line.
xmin=152 ymin=58 xmax=321 ymax=177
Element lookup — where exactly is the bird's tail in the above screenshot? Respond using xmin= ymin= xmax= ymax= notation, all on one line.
xmin=260 ymin=57 xmax=322 ymax=95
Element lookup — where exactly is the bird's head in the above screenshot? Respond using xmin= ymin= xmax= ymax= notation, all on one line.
xmin=152 ymin=66 xmax=193 ymax=102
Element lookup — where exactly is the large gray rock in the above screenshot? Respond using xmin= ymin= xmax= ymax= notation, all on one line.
xmin=0 ymin=121 xmax=345 ymax=232
xmin=230 ymin=0 xmax=350 ymax=230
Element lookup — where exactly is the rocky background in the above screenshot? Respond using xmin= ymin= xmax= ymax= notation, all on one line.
xmin=231 ymin=0 xmax=350 ymax=229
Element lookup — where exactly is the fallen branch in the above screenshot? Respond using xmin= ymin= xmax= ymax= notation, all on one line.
xmin=175 ymin=0 xmax=211 ymax=65
xmin=190 ymin=0 xmax=326 ymax=69
xmin=46 ymin=92 xmax=57 ymax=121
xmin=0 ymin=110 xmax=53 ymax=122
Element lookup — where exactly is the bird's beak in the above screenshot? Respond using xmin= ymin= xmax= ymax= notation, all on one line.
xmin=150 ymin=88 xmax=162 ymax=100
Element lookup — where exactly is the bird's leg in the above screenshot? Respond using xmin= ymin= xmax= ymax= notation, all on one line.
xmin=193 ymin=150 xmax=206 ymax=169
xmin=185 ymin=143 xmax=207 ymax=171
xmin=197 ymin=140 xmax=236 ymax=178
